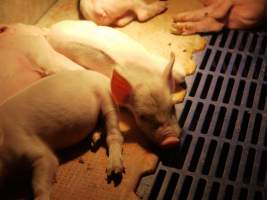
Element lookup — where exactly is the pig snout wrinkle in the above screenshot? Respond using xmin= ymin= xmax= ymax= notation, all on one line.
xmin=159 ymin=128 xmax=177 ymax=137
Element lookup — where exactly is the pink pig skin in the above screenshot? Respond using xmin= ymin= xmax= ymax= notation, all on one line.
xmin=172 ymin=0 xmax=267 ymax=35
xmin=46 ymin=20 xmax=182 ymax=148
xmin=0 ymin=21 xmax=181 ymax=150
xmin=0 ymin=24 xmax=124 ymax=199
xmin=0 ymin=21 xmax=181 ymax=198
xmin=80 ymin=0 xmax=167 ymax=27
xmin=46 ymin=20 xmax=186 ymax=83
xmin=0 ymin=23 xmax=84 ymax=103
xmin=0 ymin=70 xmax=124 ymax=199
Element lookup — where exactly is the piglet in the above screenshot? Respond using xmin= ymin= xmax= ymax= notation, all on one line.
xmin=46 ymin=20 xmax=182 ymax=148
xmin=46 ymin=20 xmax=186 ymax=83
xmin=0 ymin=69 xmax=123 ymax=200
xmin=80 ymin=0 xmax=167 ymax=27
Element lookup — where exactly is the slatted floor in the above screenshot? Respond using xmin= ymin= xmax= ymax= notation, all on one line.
xmin=136 ymin=28 xmax=267 ymax=200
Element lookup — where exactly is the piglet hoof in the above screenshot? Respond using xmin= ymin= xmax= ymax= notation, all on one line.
xmin=90 ymin=131 xmax=103 ymax=151
xmin=90 ymin=140 xmax=101 ymax=152
xmin=106 ymin=158 xmax=125 ymax=185
xmin=106 ymin=157 xmax=124 ymax=177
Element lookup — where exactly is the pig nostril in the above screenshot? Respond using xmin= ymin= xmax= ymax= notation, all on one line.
xmin=0 ymin=26 xmax=8 ymax=33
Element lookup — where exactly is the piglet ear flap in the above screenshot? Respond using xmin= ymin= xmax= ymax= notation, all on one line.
xmin=162 ymin=52 xmax=176 ymax=92
xmin=111 ymin=69 xmax=133 ymax=105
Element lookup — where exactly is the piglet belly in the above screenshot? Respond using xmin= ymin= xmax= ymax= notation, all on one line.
xmin=24 ymin=86 xmax=101 ymax=150
xmin=0 ymin=49 xmax=42 ymax=104
xmin=43 ymin=125 xmax=97 ymax=150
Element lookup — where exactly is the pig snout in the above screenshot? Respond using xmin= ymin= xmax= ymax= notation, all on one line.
xmin=156 ymin=122 xmax=181 ymax=149
xmin=135 ymin=116 xmax=181 ymax=149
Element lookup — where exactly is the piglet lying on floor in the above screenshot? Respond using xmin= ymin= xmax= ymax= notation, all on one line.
xmin=0 ymin=20 xmax=182 ymax=148
xmin=0 ymin=21 xmax=182 ymax=150
xmin=46 ymin=20 xmax=186 ymax=83
xmin=0 ymin=20 xmax=181 ymax=197
xmin=0 ymin=69 xmax=123 ymax=200
xmin=46 ymin=20 xmax=183 ymax=147
xmin=80 ymin=0 xmax=167 ymax=26
xmin=172 ymin=0 xmax=267 ymax=35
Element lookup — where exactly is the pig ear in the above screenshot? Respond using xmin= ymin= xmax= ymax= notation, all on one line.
xmin=172 ymin=91 xmax=185 ymax=104
xmin=162 ymin=52 xmax=176 ymax=92
xmin=111 ymin=69 xmax=133 ymax=105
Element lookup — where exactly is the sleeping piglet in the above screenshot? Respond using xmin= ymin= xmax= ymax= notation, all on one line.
xmin=45 ymin=20 xmax=182 ymax=148
xmin=46 ymin=20 xmax=186 ymax=83
xmin=80 ymin=0 xmax=167 ymax=27
xmin=0 ymin=70 xmax=124 ymax=200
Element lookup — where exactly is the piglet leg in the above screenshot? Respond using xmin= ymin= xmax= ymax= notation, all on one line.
xmin=26 ymin=138 xmax=59 ymax=200
xmin=101 ymin=97 xmax=124 ymax=176
xmin=114 ymin=14 xmax=135 ymax=27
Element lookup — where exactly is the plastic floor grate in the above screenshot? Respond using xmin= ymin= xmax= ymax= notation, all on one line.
xmin=136 ymin=28 xmax=267 ymax=200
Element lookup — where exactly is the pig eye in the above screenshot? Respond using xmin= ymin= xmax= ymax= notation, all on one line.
xmin=139 ymin=114 xmax=150 ymax=122
xmin=139 ymin=114 xmax=157 ymax=124
xmin=139 ymin=114 xmax=161 ymax=128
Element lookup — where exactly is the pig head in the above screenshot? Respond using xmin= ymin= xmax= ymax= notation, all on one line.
xmin=111 ymin=53 xmax=181 ymax=148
